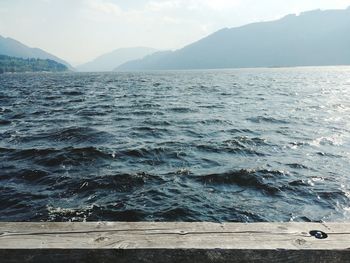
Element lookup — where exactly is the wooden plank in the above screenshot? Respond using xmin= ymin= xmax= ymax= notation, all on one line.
xmin=0 ymin=222 xmax=349 ymax=263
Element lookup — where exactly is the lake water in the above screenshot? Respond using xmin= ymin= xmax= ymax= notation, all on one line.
xmin=0 ymin=67 xmax=349 ymax=222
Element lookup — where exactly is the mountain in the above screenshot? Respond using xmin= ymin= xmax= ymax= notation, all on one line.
xmin=117 ymin=7 xmax=350 ymax=70
xmin=0 ymin=35 xmax=73 ymax=70
xmin=76 ymin=47 xmax=157 ymax=72
xmin=0 ymin=55 xmax=68 ymax=74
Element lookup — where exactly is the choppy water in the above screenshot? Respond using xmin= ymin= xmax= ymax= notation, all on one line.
xmin=1 ymin=67 xmax=350 ymax=222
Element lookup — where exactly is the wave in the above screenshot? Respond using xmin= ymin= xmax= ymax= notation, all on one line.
xmin=1 ymin=146 xmax=113 ymax=166
xmin=11 ymin=126 xmax=114 ymax=145
xmin=196 ymin=144 xmax=265 ymax=156
xmin=0 ymin=119 xmax=11 ymax=125
xmin=248 ymin=116 xmax=289 ymax=124
xmin=74 ymin=172 xmax=157 ymax=193
xmin=167 ymin=107 xmax=197 ymax=113
xmin=311 ymin=135 xmax=343 ymax=147
xmin=192 ymin=169 xmax=283 ymax=195
xmin=46 ymin=205 xmax=147 ymax=222
xmin=1 ymin=70 xmax=349 ymax=223
xmin=61 ymin=91 xmax=84 ymax=96
xmin=117 ymin=146 xmax=187 ymax=162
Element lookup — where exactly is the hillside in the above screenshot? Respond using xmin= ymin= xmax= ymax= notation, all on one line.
xmin=117 ymin=7 xmax=350 ymax=70
xmin=77 ymin=47 xmax=157 ymax=72
xmin=0 ymin=55 xmax=68 ymax=73
xmin=0 ymin=35 xmax=73 ymax=70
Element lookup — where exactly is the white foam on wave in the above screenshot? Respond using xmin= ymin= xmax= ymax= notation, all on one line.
xmin=310 ymin=134 xmax=343 ymax=147
xmin=46 ymin=205 xmax=94 ymax=222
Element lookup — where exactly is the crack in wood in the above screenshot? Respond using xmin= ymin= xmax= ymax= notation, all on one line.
xmin=0 ymin=230 xmax=312 ymax=238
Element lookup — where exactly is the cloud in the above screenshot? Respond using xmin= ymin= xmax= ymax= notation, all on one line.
xmin=203 ymin=0 xmax=241 ymax=10
xmin=145 ymin=0 xmax=241 ymax=12
xmin=188 ymin=0 xmax=241 ymax=11
xmin=0 ymin=7 xmax=8 ymax=13
xmin=87 ymin=0 xmax=122 ymax=16
xmin=146 ymin=0 xmax=181 ymax=12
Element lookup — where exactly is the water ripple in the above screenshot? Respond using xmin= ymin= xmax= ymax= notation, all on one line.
xmin=0 ymin=68 xmax=349 ymax=222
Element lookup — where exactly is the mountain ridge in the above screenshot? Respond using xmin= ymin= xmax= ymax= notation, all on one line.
xmin=0 ymin=35 xmax=73 ymax=70
xmin=117 ymin=7 xmax=350 ymax=71
xmin=77 ymin=47 xmax=157 ymax=72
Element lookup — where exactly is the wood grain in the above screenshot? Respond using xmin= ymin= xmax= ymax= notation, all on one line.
xmin=0 ymin=222 xmax=349 ymax=262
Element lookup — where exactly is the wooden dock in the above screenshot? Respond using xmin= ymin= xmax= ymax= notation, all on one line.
xmin=0 ymin=222 xmax=349 ymax=262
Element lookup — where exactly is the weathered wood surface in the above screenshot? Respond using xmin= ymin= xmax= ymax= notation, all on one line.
xmin=0 ymin=222 xmax=349 ymax=263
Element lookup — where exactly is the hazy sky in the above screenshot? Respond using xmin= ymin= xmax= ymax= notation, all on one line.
xmin=1 ymin=0 xmax=350 ymax=65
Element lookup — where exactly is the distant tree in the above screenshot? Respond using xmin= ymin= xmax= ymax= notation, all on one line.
xmin=0 ymin=55 xmax=68 ymax=73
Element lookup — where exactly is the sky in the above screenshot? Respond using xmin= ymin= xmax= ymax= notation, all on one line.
xmin=1 ymin=0 xmax=350 ymax=65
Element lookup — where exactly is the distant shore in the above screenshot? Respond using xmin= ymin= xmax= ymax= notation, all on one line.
xmin=0 ymin=55 xmax=68 ymax=74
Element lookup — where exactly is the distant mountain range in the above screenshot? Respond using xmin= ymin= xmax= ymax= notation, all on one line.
xmin=2 ymin=6 xmax=350 ymax=73
xmin=0 ymin=34 xmax=158 ymax=72
xmin=117 ymin=7 xmax=350 ymax=70
xmin=0 ymin=35 xmax=73 ymax=70
xmin=76 ymin=47 xmax=157 ymax=72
